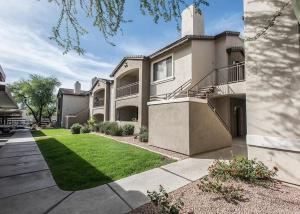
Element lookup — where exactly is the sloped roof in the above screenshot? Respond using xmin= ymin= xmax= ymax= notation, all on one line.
xmin=109 ymin=31 xmax=241 ymax=77
xmin=90 ymin=78 xmax=113 ymax=91
xmin=110 ymin=55 xmax=148 ymax=77
xmin=58 ymin=88 xmax=89 ymax=96
xmin=149 ymin=31 xmax=241 ymax=59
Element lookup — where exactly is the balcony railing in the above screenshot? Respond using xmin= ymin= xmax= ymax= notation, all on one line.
xmin=216 ymin=62 xmax=245 ymax=85
xmin=116 ymin=82 xmax=139 ymax=98
xmin=93 ymin=98 xmax=104 ymax=107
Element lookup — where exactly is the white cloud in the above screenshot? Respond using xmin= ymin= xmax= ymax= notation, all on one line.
xmin=0 ymin=0 xmax=115 ymax=90
xmin=206 ymin=13 xmax=244 ymax=35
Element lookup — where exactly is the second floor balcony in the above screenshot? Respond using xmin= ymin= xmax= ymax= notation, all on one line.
xmin=116 ymin=82 xmax=139 ymax=99
xmin=93 ymin=97 xmax=104 ymax=108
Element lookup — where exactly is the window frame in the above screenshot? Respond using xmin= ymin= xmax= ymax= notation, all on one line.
xmin=151 ymin=54 xmax=174 ymax=84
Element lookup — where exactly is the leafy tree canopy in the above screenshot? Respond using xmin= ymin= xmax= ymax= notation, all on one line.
xmin=9 ymin=75 xmax=61 ymax=125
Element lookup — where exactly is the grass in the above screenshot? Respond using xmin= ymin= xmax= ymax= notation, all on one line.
xmin=33 ymin=129 xmax=174 ymax=191
xmin=31 ymin=129 xmax=71 ymax=138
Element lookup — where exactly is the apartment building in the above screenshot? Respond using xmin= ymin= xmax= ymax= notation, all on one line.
xmin=56 ymin=81 xmax=89 ymax=128
xmin=89 ymin=77 xmax=113 ymax=122
xmin=147 ymin=5 xmax=245 ymax=155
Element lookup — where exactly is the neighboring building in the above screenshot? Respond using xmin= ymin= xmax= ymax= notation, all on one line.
xmin=89 ymin=77 xmax=113 ymax=122
xmin=147 ymin=5 xmax=245 ymax=155
xmin=0 ymin=66 xmax=21 ymax=133
xmin=245 ymin=0 xmax=300 ymax=185
xmin=56 ymin=81 xmax=89 ymax=128
xmin=109 ymin=56 xmax=150 ymax=132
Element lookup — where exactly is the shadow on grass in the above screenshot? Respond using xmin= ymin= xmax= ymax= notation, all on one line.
xmin=31 ymin=130 xmax=46 ymax=138
xmin=36 ymin=137 xmax=113 ymax=191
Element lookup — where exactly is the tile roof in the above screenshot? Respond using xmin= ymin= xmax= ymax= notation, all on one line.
xmin=58 ymin=88 xmax=89 ymax=96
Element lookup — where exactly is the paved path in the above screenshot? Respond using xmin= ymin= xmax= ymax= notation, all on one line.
xmin=0 ymin=130 xmax=246 ymax=214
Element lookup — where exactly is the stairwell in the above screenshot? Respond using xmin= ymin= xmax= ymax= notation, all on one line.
xmin=148 ymin=62 xmax=245 ymax=155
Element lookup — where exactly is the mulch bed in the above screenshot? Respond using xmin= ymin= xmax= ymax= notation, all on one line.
xmin=130 ymin=179 xmax=300 ymax=214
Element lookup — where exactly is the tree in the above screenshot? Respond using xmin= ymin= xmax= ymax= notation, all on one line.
xmin=43 ymin=97 xmax=57 ymax=123
xmin=48 ymin=0 xmax=209 ymax=54
xmin=9 ymin=75 xmax=61 ymax=126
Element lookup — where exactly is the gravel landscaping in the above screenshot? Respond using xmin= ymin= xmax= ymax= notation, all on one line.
xmin=130 ymin=179 xmax=300 ymax=214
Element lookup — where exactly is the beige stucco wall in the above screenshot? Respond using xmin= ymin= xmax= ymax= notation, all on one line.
xmin=150 ymin=43 xmax=192 ymax=96
xmin=61 ymin=94 xmax=89 ymax=128
xmin=148 ymin=98 xmax=232 ymax=155
xmin=245 ymin=0 xmax=300 ymax=185
xmin=113 ymin=58 xmax=150 ymax=128
xmin=90 ymin=80 xmax=111 ymax=121
xmin=191 ymin=40 xmax=215 ymax=85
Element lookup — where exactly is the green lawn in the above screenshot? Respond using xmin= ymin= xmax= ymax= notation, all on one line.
xmin=31 ymin=129 xmax=71 ymax=137
xmin=34 ymin=130 xmax=174 ymax=191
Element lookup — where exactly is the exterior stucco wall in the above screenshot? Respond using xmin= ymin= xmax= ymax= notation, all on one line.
xmin=148 ymin=99 xmax=232 ymax=155
xmin=191 ymin=40 xmax=215 ymax=85
xmin=110 ymin=83 xmax=115 ymax=121
xmin=113 ymin=59 xmax=149 ymax=128
xmin=150 ymin=43 xmax=192 ymax=96
xmin=245 ymin=0 xmax=300 ymax=185
xmin=60 ymin=94 xmax=89 ymax=128
xmin=90 ymin=80 xmax=111 ymax=121
xmin=189 ymin=102 xmax=232 ymax=154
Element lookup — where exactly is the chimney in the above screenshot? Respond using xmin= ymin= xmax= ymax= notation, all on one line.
xmin=74 ymin=81 xmax=81 ymax=94
xmin=181 ymin=4 xmax=204 ymax=37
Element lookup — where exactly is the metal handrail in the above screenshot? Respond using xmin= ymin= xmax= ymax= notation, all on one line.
xmin=207 ymin=100 xmax=231 ymax=133
xmin=116 ymin=82 xmax=139 ymax=98
xmin=166 ymin=79 xmax=192 ymax=99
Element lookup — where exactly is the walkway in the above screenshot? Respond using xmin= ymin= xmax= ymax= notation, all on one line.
xmin=0 ymin=130 xmax=246 ymax=214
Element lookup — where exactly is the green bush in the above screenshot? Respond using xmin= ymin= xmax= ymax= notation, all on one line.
xmin=139 ymin=126 xmax=148 ymax=142
xmin=102 ymin=122 xmax=118 ymax=135
xmin=80 ymin=124 xmax=91 ymax=133
xmin=110 ymin=125 xmax=123 ymax=136
xmin=87 ymin=117 xmax=96 ymax=131
xmin=122 ymin=124 xmax=135 ymax=136
xmin=94 ymin=122 xmax=102 ymax=132
xmin=208 ymin=156 xmax=278 ymax=186
xmin=147 ymin=185 xmax=184 ymax=214
xmin=70 ymin=123 xmax=82 ymax=134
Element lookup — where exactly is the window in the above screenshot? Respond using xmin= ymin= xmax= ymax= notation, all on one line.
xmin=152 ymin=56 xmax=172 ymax=82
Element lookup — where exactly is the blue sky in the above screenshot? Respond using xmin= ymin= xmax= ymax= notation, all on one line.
xmin=0 ymin=0 xmax=243 ymax=90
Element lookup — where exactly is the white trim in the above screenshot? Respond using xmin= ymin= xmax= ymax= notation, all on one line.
xmin=151 ymin=53 xmax=174 ymax=84
xmin=247 ymin=134 xmax=300 ymax=152
xmin=147 ymin=97 xmax=207 ymax=106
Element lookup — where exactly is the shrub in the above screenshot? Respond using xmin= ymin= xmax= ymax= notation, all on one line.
xmin=70 ymin=123 xmax=82 ymax=134
xmin=147 ymin=185 xmax=184 ymax=214
xmin=110 ymin=125 xmax=123 ymax=136
xmin=94 ymin=122 xmax=102 ymax=132
xmin=102 ymin=122 xmax=118 ymax=135
xmin=208 ymin=156 xmax=278 ymax=186
xmin=87 ymin=117 xmax=96 ymax=131
xmin=198 ymin=177 xmax=245 ymax=203
xmin=80 ymin=124 xmax=91 ymax=133
xmin=122 ymin=124 xmax=135 ymax=136
xmin=139 ymin=126 xmax=148 ymax=142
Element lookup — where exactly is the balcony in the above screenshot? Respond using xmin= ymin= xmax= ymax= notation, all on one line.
xmin=93 ymin=97 xmax=104 ymax=108
xmin=116 ymin=82 xmax=139 ymax=99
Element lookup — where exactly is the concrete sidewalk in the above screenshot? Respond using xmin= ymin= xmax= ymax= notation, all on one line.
xmin=0 ymin=130 xmax=243 ymax=214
